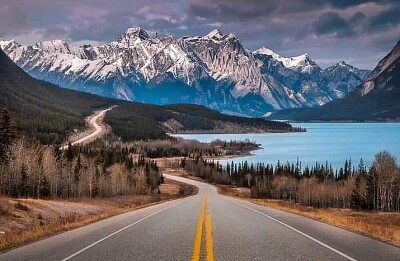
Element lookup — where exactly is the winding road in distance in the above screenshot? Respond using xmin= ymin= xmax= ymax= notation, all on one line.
xmin=61 ymin=107 xmax=114 ymax=150
xmin=1 ymin=174 xmax=399 ymax=261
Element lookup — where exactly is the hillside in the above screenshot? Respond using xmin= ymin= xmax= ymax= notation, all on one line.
xmin=0 ymin=49 xmax=298 ymax=143
xmin=0 ymin=49 xmax=115 ymax=143
xmin=268 ymin=41 xmax=400 ymax=121
xmin=162 ymin=104 xmax=298 ymax=132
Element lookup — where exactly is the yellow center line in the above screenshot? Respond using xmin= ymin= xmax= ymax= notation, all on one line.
xmin=205 ymin=209 xmax=214 ymax=261
xmin=191 ymin=197 xmax=206 ymax=261
xmin=191 ymin=196 xmax=215 ymax=261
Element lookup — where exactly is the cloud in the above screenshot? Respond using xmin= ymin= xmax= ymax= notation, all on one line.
xmin=328 ymin=0 xmax=379 ymax=9
xmin=348 ymin=11 xmax=367 ymax=26
xmin=313 ymin=12 xmax=354 ymax=38
xmin=1 ymin=0 xmax=399 ymax=69
xmin=0 ymin=6 xmax=28 ymax=36
xmin=189 ymin=3 xmax=274 ymax=23
xmin=43 ymin=26 xmax=68 ymax=40
xmin=367 ymin=4 xmax=400 ymax=32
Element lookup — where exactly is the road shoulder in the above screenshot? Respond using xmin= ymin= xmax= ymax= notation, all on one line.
xmin=0 ymin=178 xmax=197 ymax=252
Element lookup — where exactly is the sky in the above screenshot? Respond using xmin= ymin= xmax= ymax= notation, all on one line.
xmin=0 ymin=0 xmax=399 ymax=69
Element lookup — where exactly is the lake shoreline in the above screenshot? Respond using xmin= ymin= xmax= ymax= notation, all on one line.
xmin=173 ymin=122 xmax=400 ymax=171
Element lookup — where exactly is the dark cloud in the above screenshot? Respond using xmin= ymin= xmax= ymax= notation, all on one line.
xmin=348 ymin=12 xmax=367 ymax=27
xmin=189 ymin=3 xmax=274 ymax=23
xmin=311 ymin=2 xmax=400 ymax=39
xmin=1 ymin=0 xmax=400 ymax=69
xmin=329 ymin=0 xmax=380 ymax=9
xmin=367 ymin=4 xmax=400 ymax=32
xmin=313 ymin=12 xmax=354 ymax=38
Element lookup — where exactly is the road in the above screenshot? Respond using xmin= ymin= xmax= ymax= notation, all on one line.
xmin=1 ymin=175 xmax=399 ymax=261
xmin=61 ymin=107 xmax=113 ymax=150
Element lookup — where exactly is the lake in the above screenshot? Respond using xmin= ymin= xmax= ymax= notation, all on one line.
xmin=174 ymin=123 xmax=400 ymax=171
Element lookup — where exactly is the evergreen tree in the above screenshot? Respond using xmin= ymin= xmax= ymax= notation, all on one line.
xmin=65 ymin=141 xmax=74 ymax=162
xmin=0 ymin=108 xmax=17 ymax=160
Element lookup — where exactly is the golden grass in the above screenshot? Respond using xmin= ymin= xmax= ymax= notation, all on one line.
xmin=0 ymin=179 xmax=197 ymax=252
xmin=217 ymin=185 xmax=400 ymax=248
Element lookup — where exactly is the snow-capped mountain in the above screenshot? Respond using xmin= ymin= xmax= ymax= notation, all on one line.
xmin=0 ymin=28 xmax=370 ymax=116
xmin=254 ymin=47 xmax=317 ymax=73
xmin=267 ymin=41 xmax=400 ymax=121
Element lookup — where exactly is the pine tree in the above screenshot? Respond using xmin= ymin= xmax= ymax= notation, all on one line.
xmin=74 ymin=154 xmax=82 ymax=183
xmin=65 ymin=141 xmax=74 ymax=162
xmin=0 ymin=108 xmax=17 ymax=160
xmin=351 ymin=174 xmax=362 ymax=210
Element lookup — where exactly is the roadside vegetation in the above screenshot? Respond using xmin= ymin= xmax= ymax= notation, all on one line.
xmin=0 ymin=108 xmax=199 ymax=250
xmin=217 ymin=185 xmax=400 ymax=246
xmin=178 ymin=151 xmax=400 ymax=246
xmin=183 ymin=153 xmax=400 ymax=211
xmin=0 ymin=179 xmax=196 ymax=251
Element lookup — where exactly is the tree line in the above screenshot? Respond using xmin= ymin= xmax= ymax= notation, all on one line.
xmin=0 ymin=109 xmax=162 ymax=199
xmin=183 ymin=153 xmax=400 ymax=211
xmin=0 ymin=141 xmax=161 ymax=199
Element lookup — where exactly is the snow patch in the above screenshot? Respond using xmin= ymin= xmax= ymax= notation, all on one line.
xmin=254 ymin=47 xmax=310 ymax=69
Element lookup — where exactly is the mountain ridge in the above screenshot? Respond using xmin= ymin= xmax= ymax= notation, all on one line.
xmin=0 ymin=48 xmax=297 ymax=143
xmin=267 ymin=41 xmax=400 ymax=121
xmin=0 ymin=27 xmax=370 ymax=116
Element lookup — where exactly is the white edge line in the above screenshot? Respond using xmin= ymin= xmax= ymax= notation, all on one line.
xmin=61 ymin=200 xmax=184 ymax=261
xmin=228 ymin=198 xmax=357 ymax=261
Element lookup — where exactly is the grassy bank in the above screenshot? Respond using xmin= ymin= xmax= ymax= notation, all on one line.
xmin=217 ymin=184 xmax=400 ymax=247
xmin=0 ymin=179 xmax=197 ymax=252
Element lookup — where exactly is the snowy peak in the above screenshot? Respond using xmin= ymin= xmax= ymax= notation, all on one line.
xmin=337 ymin=60 xmax=349 ymax=66
xmin=288 ymin=53 xmax=311 ymax=67
xmin=0 ymin=38 xmax=19 ymax=50
xmin=254 ymin=47 xmax=281 ymax=59
xmin=118 ymin=27 xmax=150 ymax=42
xmin=34 ymin=40 xmax=70 ymax=54
xmin=202 ymin=29 xmax=236 ymax=43
xmin=254 ymin=47 xmax=312 ymax=70
xmin=206 ymin=29 xmax=224 ymax=39
xmin=0 ymin=26 xmax=373 ymax=117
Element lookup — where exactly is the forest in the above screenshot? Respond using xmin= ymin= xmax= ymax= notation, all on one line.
xmin=0 ymin=108 xmax=161 ymax=199
xmin=182 ymin=153 xmax=400 ymax=212
xmin=116 ymin=138 xmax=260 ymax=159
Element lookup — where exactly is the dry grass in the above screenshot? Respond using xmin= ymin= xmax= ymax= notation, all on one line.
xmin=217 ymin=185 xmax=400 ymax=248
xmin=0 ymin=179 xmax=197 ymax=252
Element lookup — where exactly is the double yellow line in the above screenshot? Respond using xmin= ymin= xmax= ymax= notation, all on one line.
xmin=191 ymin=197 xmax=214 ymax=261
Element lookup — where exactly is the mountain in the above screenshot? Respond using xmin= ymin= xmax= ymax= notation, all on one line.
xmin=323 ymin=61 xmax=371 ymax=99
xmin=0 ymin=48 xmax=296 ymax=143
xmin=254 ymin=48 xmax=370 ymax=105
xmin=267 ymin=42 xmax=400 ymax=121
xmin=0 ymin=27 xmax=370 ymax=117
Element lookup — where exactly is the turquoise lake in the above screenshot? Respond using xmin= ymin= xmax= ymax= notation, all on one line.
xmin=174 ymin=123 xmax=400 ymax=171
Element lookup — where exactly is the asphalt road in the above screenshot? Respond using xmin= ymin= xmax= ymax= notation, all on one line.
xmin=1 ymin=174 xmax=399 ymax=261
xmin=61 ymin=107 xmax=113 ymax=150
